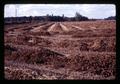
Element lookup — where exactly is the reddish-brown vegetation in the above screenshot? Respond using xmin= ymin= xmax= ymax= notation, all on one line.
xmin=4 ymin=20 xmax=116 ymax=80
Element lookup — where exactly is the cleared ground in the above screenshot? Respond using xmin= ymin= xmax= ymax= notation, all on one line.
xmin=4 ymin=20 xmax=116 ymax=80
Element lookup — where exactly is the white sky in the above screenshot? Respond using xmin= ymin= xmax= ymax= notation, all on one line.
xmin=4 ymin=4 xmax=116 ymax=19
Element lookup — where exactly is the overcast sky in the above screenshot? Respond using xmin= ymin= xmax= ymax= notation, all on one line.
xmin=4 ymin=4 xmax=116 ymax=19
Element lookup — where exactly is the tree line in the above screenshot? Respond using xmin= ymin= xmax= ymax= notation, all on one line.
xmin=4 ymin=12 xmax=115 ymax=24
xmin=43 ymin=12 xmax=89 ymax=21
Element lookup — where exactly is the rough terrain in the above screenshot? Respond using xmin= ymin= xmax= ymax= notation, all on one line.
xmin=4 ymin=20 xmax=116 ymax=80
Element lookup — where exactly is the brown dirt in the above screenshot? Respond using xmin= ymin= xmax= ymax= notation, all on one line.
xmin=4 ymin=20 xmax=116 ymax=80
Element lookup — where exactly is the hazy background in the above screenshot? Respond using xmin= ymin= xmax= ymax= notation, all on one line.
xmin=4 ymin=4 xmax=116 ymax=19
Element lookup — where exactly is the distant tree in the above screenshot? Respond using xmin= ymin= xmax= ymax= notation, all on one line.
xmin=52 ymin=14 xmax=53 ymax=16
xmin=75 ymin=12 xmax=82 ymax=21
xmin=104 ymin=16 xmax=116 ymax=20
xmin=62 ymin=14 xmax=64 ymax=18
xmin=81 ymin=16 xmax=89 ymax=21
xmin=45 ymin=14 xmax=50 ymax=21
xmin=75 ymin=12 xmax=88 ymax=21
xmin=29 ymin=16 xmax=33 ymax=22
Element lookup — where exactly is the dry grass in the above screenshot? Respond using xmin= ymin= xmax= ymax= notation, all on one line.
xmin=67 ymin=52 xmax=115 ymax=77
xmin=4 ymin=20 xmax=116 ymax=80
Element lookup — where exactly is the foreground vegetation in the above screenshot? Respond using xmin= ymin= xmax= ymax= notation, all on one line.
xmin=4 ymin=20 xmax=116 ymax=80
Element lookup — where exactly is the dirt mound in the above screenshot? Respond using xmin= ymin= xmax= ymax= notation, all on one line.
xmin=66 ymin=52 xmax=115 ymax=78
xmin=53 ymin=37 xmax=115 ymax=52
xmin=57 ymin=39 xmax=72 ymax=48
xmin=29 ymin=30 xmax=51 ymax=36
xmin=30 ymin=23 xmax=53 ymax=32
xmin=4 ymin=34 xmax=52 ymax=47
xmin=48 ymin=23 xmax=68 ymax=34
xmin=4 ymin=44 xmax=68 ymax=68
xmin=72 ymin=28 xmax=116 ymax=37
xmin=78 ymin=37 xmax=116 ymax=52
xmin=4 ymin=34 xmax=30 ymax=44
xmin=88 ymin=38 xmax=116 ymax=52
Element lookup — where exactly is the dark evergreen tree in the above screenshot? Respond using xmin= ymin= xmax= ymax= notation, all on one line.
xmin=75 ymin=12 xmax=88 ymax=21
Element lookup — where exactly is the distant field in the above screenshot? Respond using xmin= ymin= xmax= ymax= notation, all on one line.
xmin=4 ymin=20 xmax=116 ymax=80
